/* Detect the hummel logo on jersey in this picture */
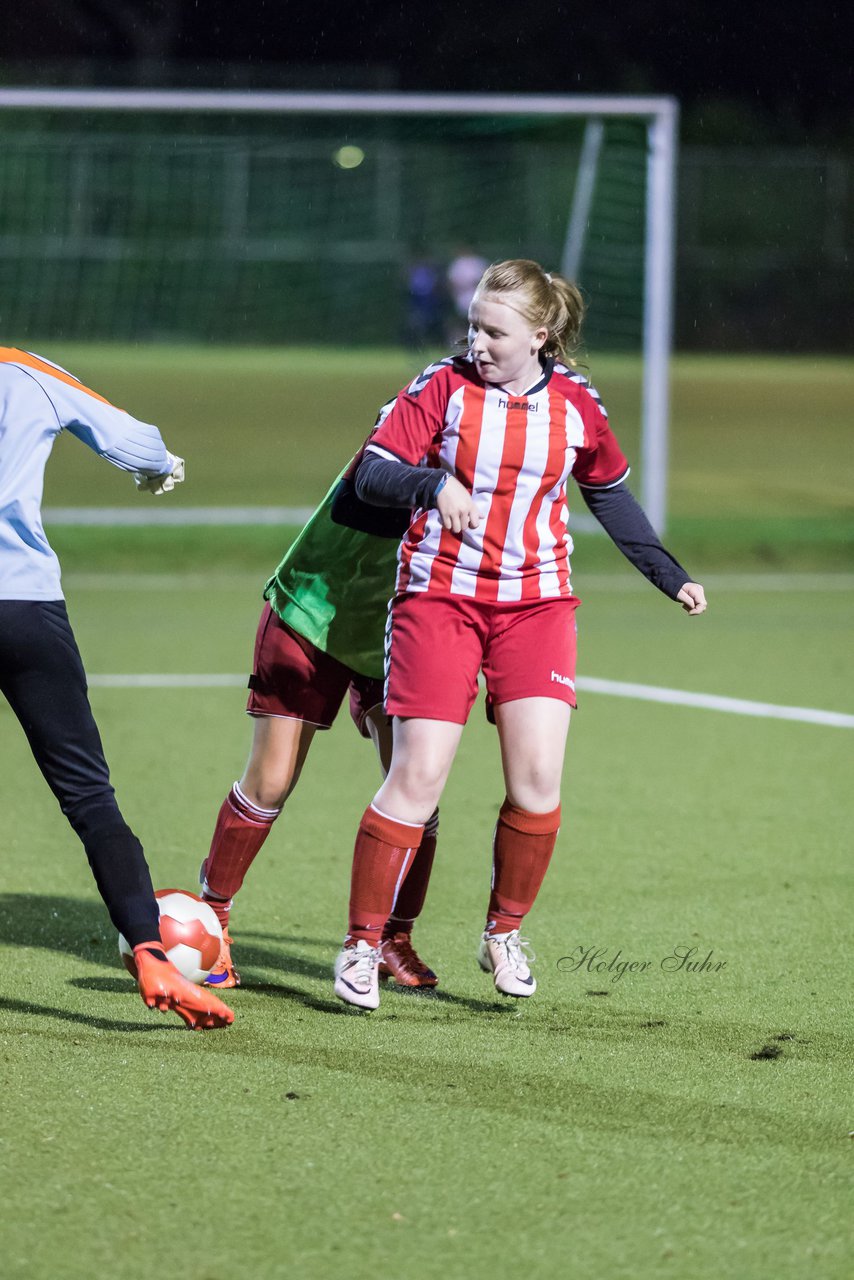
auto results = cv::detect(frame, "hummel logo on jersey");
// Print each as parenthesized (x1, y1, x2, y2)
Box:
(550, 670, 575, 689)
(498, 397, 538, 412)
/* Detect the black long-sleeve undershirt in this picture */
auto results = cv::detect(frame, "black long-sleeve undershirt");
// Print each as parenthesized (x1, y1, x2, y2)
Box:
(577, 482, 690, 600)
(353, 448, 692, 600)
(355, 447, 448, 511)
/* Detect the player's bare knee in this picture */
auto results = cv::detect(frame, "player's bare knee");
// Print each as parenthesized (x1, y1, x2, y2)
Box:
(398, 761, 448, 807)
(240, 775, 290, 811)
(507, 768, 561, 814)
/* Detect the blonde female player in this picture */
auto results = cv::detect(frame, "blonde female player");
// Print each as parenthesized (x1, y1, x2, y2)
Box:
(332, 259, 707, 1010)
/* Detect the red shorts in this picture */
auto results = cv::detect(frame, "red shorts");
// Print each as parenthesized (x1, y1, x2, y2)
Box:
(385, 593, 579, 725)
(246, 604, 385, 737)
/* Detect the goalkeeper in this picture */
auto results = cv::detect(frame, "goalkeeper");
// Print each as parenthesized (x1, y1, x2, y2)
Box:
(0, 347, 233, 1031)
(198, 432, 440, 993)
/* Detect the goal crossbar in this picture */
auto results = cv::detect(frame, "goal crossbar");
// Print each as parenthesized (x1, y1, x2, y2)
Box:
(0, 89, 678, 531)
(0, 89, 677, 118)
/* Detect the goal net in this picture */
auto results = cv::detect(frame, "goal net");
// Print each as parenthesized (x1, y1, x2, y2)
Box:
(0, 90, 677, 528)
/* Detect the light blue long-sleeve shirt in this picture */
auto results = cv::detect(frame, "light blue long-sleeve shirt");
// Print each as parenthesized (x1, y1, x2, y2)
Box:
(0, 348, 171, 600)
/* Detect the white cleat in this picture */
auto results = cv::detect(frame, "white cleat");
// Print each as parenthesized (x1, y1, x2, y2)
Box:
(477, 930, 537, 998)
(334, 940, 381, 1010)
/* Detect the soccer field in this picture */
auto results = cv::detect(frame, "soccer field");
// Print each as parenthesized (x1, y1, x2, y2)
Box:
(1, 349, 852, 1279)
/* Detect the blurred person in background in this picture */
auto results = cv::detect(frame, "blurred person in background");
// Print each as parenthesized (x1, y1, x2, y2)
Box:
(403, 254, 446, 350)
(0, 347, 233, 1031)
(446, 244, 489, 342)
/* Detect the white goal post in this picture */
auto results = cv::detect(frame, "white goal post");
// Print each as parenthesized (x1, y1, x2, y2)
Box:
(0, 89, 678, 532)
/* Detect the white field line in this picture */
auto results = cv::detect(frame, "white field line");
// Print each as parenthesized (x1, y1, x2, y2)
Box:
(90, 674, 246, 688)
(86, 672, 854, 728)
(577, 572, 854, 593)
(45, 505, 601, 533)
(65, 572, 256, 590)
(45, 506, 317, 526)
(575, 677, 854, 729)
(63, 571, 854, 593)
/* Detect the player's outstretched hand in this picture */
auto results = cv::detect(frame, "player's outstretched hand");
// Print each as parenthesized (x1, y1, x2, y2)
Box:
(134, 453, 185, 496)
(437, 475, 481, 534)
(133, 944, 234, 1030)
(676, 582, 708, 615)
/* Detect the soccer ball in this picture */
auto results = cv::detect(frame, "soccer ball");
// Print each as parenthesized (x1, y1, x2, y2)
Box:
(118, 889, 223, 985)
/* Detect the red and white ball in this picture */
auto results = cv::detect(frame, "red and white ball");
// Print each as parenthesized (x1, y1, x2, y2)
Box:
(118, 889, 223, 985)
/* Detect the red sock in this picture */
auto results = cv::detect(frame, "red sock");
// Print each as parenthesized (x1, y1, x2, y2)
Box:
(383, 808, 438, 938)
(347, 805, 425, 947)
(201, 782, 281, 927)
(485, 799, 561, 936)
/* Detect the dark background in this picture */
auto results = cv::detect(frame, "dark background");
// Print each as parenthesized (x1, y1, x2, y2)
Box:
(2, 1, 853, 350)
(4, 0, 853, 143)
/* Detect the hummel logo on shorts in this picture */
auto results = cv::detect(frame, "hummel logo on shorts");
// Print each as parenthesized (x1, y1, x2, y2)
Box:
(550, 670, 575, 689)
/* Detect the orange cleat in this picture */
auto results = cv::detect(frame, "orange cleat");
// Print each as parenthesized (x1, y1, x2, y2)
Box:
(133, 944, 235, 1030)
(204, 929, 241, 989)
(379, 932, 438, 989)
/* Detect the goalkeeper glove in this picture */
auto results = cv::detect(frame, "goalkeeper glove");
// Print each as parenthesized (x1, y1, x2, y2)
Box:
(134, 453, 185, 495)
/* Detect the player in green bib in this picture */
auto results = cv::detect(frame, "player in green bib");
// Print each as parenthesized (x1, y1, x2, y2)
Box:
(264, 466, 395, 680)
(196, 456, 439, 992)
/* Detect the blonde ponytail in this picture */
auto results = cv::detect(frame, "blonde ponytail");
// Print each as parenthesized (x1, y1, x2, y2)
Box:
(475, 259, 584, 361)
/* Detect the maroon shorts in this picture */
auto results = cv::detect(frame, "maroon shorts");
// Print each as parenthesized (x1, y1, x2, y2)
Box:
(246, 604, 385, 737)
(385, 592, 580, 725)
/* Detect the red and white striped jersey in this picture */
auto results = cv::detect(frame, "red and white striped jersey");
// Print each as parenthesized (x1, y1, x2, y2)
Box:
(366, 355, 629, 601)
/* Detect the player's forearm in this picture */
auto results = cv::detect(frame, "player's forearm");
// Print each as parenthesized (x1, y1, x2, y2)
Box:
(68, 418, 171, 475)
(579, 482, 691, 600)
(355, 447, 447, 510)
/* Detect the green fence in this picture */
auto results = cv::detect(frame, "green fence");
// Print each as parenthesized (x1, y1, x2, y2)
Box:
(0, 109, 649, 350)
(0, 104, 848, 351)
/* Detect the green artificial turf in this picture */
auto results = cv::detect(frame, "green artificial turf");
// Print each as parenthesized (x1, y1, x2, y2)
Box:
(1, 577, 852, 1280)
(37, 346, 854, 574)
(35, 347, 851, 520)
(1, 346, 852, 1277)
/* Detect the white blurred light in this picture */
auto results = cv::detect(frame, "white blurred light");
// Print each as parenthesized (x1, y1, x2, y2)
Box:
(333, 145, 365, 170)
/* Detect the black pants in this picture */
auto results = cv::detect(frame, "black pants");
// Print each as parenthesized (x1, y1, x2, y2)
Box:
(0, 599, 160, 947)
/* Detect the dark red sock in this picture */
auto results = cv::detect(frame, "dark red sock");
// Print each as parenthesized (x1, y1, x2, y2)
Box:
(348, 805, 424, 947)
(201, 782, 281, 923)
(383, 808, 438, 938)
(485, 799, 561, 936)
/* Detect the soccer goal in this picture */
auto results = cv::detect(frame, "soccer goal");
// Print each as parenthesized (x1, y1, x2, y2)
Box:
(0, 89, 677, 530)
